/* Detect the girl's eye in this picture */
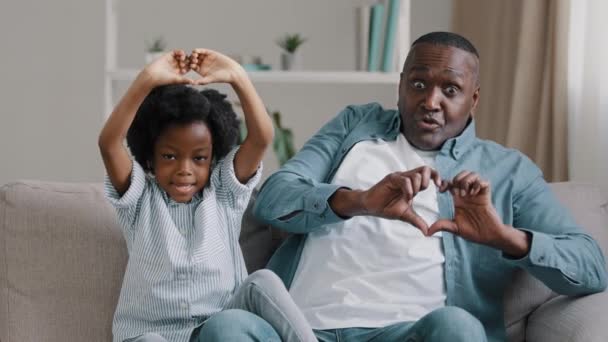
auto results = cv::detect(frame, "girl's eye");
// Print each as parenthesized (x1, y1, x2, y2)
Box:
(162, 154, 176, 160)
(194, 156, 208, 162)
(411, 81, 425, 90)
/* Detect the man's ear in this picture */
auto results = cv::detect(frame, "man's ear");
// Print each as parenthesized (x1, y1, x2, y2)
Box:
(470, 86, 480, 117)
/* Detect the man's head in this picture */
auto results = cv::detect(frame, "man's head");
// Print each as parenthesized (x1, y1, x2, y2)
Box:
(398, 31, 480, 151)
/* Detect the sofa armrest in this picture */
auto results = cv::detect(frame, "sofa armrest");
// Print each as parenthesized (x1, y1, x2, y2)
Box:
(526, 291, 608, 342)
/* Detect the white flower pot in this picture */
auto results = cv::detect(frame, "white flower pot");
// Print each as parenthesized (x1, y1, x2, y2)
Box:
(281, 52, 301, 70)
(145, 51, 165, 64)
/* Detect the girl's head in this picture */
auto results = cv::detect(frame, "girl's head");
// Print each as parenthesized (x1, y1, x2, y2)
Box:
(127, 85, 239, 202)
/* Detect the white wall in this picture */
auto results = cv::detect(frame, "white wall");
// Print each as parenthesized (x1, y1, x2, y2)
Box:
(0, 0, 106, 186)
(0, 0, 452, 186)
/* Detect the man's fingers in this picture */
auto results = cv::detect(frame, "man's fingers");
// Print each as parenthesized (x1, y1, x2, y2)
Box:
(402, 207, 429, 236)
(410, 172, 422, 194)
(428, 219, 458, 236)
(459, 173, 480, 196)
(439, 180, 451, 193)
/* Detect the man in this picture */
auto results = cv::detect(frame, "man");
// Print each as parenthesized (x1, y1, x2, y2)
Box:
(253, 32, 607, 342)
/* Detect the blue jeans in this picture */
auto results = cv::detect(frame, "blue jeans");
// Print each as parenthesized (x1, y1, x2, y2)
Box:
(191, 309, 280, 342)
(314, 307, 487, 342)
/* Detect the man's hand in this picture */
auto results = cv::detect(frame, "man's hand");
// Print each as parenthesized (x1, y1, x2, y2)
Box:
(139, 50, 193, 87)
(428, 171, 531, 257)
(332, 166, 448, 235)
(189, 48, 246, 86)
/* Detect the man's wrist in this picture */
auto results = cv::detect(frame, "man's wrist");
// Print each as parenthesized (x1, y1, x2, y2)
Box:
(329, 188, 366, 218)
(498, 225, 531, 258)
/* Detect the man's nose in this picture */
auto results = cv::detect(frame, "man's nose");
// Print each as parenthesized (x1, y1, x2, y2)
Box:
(422, 88, 442, 111)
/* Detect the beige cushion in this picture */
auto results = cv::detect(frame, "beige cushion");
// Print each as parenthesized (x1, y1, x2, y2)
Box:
(1, 181, 607, 342)
(0, 181, 276, 342)
(504, 182, 608, 342)
(0, 181, 127, 342)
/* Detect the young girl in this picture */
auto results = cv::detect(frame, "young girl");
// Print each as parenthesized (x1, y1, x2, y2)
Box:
(98, 49, 315, 342)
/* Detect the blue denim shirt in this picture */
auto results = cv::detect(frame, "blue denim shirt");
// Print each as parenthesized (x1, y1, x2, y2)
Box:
(253, 103, 607, 341)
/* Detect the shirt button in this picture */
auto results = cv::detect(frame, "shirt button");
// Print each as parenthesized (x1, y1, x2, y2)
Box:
(180, 302, 188, 309)
(177, 273, 187, 280)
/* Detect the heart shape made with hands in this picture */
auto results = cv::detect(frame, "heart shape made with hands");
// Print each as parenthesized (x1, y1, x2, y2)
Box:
(146, 49, 243, 86)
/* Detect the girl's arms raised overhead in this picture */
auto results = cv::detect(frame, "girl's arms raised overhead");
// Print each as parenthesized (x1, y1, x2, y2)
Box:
(98, 50, 192, 195)
(190, 49, 274, 183)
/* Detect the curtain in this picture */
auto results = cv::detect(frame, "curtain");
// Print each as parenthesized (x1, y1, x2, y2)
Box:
(452, 0, 570, 181)
(567, 0, 608, 186)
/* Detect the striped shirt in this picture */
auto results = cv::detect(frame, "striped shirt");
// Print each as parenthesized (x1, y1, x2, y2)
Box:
(104, 147, 261, 342)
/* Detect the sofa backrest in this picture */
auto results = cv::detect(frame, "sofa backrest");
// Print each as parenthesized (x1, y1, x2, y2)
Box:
(504, 182, 608, 341)
(1, 181, 607, 342)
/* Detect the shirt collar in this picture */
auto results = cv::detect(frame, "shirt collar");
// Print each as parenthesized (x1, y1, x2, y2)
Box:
(392, 112, 477, 160)
(440, 118, 477, 160)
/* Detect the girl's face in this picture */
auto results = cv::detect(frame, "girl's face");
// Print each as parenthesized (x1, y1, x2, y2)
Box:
(152, 121, 213, 203)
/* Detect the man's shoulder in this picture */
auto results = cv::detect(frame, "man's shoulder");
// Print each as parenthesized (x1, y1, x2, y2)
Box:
(340, 102, 398, 126)
(472, 138, 542, 180)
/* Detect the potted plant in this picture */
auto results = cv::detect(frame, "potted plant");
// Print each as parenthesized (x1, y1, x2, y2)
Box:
(271, 110, 295, 166)
(233, 102, 296, 167)
(276, 33, 307, 70)
(145, 37, 167, 63)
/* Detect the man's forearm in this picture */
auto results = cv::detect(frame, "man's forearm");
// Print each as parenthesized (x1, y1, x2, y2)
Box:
(329, 188, 367, 218)
(497, 226, 531, 258)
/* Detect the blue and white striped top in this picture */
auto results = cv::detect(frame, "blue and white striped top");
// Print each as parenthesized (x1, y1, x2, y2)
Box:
(104, 147, 261, 342)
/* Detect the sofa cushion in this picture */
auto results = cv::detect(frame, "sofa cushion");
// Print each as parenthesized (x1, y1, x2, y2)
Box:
(0, 181, 278, 342)
(0, 181, 127, 342)
(504, 182, 608, 342)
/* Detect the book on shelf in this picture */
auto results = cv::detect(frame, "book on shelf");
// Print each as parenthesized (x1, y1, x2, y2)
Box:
(355, 5, 371, 71)
(355, 1, 410, 73)
(367, 2, 385, 72)
(381, 0, 400, 72)
(392, 0, 411, 72)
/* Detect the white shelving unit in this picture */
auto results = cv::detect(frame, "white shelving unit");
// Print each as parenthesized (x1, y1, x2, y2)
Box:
(104, 0, 408, 117)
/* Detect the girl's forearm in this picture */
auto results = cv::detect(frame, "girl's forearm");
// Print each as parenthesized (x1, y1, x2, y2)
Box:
(231, 71, 274, 148)
(99, 72, 156, 148)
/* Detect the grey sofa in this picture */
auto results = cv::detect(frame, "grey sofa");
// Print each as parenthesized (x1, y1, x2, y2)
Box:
(1, 180, 607, 341)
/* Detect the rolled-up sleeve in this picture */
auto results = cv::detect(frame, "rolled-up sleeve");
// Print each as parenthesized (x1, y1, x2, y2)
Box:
(253, 106, 366, 233)
(103, 160, 147, 231)
(213, 146, 262, 212)
(505, 171, 607, 295)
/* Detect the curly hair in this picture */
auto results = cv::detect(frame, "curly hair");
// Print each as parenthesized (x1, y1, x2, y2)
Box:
(127, 85, 239, 173)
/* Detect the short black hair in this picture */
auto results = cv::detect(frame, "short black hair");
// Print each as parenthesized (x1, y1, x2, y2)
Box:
(411, 31, 479, 58)
(127, 85, 239, 173)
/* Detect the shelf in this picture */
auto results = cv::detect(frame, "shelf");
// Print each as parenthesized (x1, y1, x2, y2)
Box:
(107, 69, 400, 85)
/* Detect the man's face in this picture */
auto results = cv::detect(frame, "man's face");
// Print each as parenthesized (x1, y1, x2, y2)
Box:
(398, 43, 480, 150)
(152, 121, 213, 203)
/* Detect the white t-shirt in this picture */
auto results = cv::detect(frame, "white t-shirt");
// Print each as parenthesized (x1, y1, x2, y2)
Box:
(289, 134, 445, 329)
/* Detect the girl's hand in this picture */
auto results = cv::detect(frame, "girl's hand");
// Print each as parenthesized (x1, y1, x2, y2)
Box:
(189, 48, 246, 85)
(140, 50, 193, 87)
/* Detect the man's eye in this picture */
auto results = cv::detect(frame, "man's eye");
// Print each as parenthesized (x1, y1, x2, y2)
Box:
(411, 81, 425, 89)
(444, 86, 459, 96)
(162, 154, 176, 160)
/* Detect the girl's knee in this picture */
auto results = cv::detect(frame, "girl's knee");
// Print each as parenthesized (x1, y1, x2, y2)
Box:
(246, 269, 285, 290)
(200, 309, 280, 342)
